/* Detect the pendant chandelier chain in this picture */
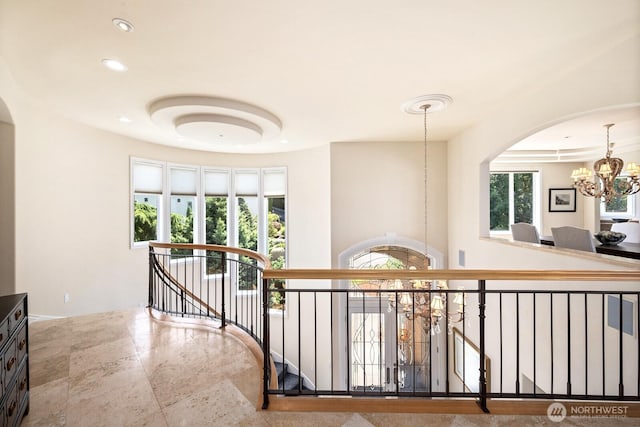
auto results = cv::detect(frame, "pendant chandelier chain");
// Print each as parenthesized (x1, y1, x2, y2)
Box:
(423, 104, 429, 267)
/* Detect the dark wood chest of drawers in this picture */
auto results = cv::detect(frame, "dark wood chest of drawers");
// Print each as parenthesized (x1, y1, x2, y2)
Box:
(0, 294, 28, 427)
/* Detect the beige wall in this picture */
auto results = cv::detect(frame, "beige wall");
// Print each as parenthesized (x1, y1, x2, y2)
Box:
(0, 119, 14, 295)
(330, 140, 448, 266)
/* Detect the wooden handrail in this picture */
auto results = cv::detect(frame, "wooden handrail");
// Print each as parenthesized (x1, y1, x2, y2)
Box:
(149, 241, 271, 269)
(262, 268, 640, 281)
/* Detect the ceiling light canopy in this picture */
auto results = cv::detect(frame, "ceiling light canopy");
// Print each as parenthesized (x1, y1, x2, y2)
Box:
(149, 95, 282, 147)
(402, 94, 453, 115)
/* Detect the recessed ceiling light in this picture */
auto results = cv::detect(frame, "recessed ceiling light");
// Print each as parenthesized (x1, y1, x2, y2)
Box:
(101, 58, 127, 72)
(119, 116, 132, 123)
(280, 139, 289, 144)
(112, 18, 134, 32)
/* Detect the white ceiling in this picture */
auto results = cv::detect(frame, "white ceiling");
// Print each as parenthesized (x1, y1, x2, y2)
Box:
(0, 0, 638, 156)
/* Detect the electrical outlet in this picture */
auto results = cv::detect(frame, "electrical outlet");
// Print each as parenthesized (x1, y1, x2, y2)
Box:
(64, 293, 70, 304)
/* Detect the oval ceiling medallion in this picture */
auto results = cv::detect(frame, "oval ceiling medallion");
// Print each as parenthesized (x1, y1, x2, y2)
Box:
(402, 94, 453, 115)
(149, 95, 282, 146)
(175, 114, 263, 144)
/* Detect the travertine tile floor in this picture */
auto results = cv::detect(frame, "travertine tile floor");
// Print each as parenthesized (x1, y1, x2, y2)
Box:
(22, 308, 638, 426)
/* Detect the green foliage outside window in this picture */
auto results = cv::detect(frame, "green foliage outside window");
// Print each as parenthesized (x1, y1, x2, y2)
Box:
(490, 172, 534, 230)
(513, 173, 533, 223)
(267, 198, 286, 309)
(171, 202, 193, 257)
(205, 197, 228, 274)
(133, 199, 157, 242)
(604, 178, 628, 213)
(238, 198, 258, 291)
(490, 174, 509, 230)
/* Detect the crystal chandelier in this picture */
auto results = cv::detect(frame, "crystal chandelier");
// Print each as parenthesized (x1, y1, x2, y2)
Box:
(387, 274, 465, 335)
(570, 123, 640, 203)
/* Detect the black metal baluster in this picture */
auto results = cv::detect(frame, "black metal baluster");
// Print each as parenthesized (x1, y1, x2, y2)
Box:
(477, 280, 489, 413)
(438, 288, 444, 394)
(533, 293, 537, 397)
(602, 294, 605, 397)
(515, 293, 520, 395)
(330, 290, 334, 393)
(249, 267, 254, 335)
(378, 288, 383, 395)
(618, 293, 624, 397)
(148, 247, 154, 307)
(221, 253, 226, 327)
(314, 292, 318, 393)
(298, 292, 302, 392)
(346, 292, 351, 392)
(281, 287, 286, 394)
(445, 290, 450, 394)
(361, 291, 366, 394)
(550, 293, 554, 395)
(261, 276, 270, 409)
(499, 293, 503, 394)
(567, 292, 571, 395)
(584, 293, 588, 395)
(394, 289, 399, 396)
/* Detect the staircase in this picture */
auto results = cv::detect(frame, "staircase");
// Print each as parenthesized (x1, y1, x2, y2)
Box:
(273, 360, 306, 393)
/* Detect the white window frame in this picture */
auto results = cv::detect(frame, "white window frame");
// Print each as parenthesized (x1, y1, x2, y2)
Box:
(130, 158, 165, 248)
(130, 159, 287, 282)
(599, 179, 637, 219)
(489, 170, 541, 235)
(166, 164, 199, 258)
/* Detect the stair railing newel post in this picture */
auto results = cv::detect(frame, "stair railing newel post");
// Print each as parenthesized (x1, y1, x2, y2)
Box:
(221, 252, 227, 328)
(148, 246, 154, 308)
(262, 275, 271, 409)
(477, 279, 489, 413)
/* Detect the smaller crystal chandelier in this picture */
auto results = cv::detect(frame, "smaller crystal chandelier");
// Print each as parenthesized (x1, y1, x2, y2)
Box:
(570, 123, 640, 203)
(387, 269, 465, 335)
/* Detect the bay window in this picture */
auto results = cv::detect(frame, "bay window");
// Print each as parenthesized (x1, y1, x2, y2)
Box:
(130, 158, 287, 292)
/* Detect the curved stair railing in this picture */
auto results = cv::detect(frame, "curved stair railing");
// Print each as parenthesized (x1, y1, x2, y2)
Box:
(148, 243, 640, 415)
(148, 242, 270, 341)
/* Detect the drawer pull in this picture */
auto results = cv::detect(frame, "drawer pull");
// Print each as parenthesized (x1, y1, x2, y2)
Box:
(14, 309, 22, 320)
(19, 378, 26, 391)
(18, 338, 26, 351)
(6, 400, 16, 416)
(6, 356, 15, 371)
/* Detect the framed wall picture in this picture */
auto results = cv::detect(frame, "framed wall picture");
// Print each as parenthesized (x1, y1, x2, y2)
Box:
(453, 328, 490, 393)
(549, 188, 576, 212)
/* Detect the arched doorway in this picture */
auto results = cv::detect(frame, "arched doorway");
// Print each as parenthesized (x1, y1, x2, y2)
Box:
(336, 235, 446, 393)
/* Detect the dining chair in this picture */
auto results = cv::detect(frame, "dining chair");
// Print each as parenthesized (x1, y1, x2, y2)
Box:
(510, 223, 540, 244)
(551, 226, 596, 252)
(611, 222, 640, 243)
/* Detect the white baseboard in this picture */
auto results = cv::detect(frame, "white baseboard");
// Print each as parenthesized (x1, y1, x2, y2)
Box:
(28, 314, 64, 324)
